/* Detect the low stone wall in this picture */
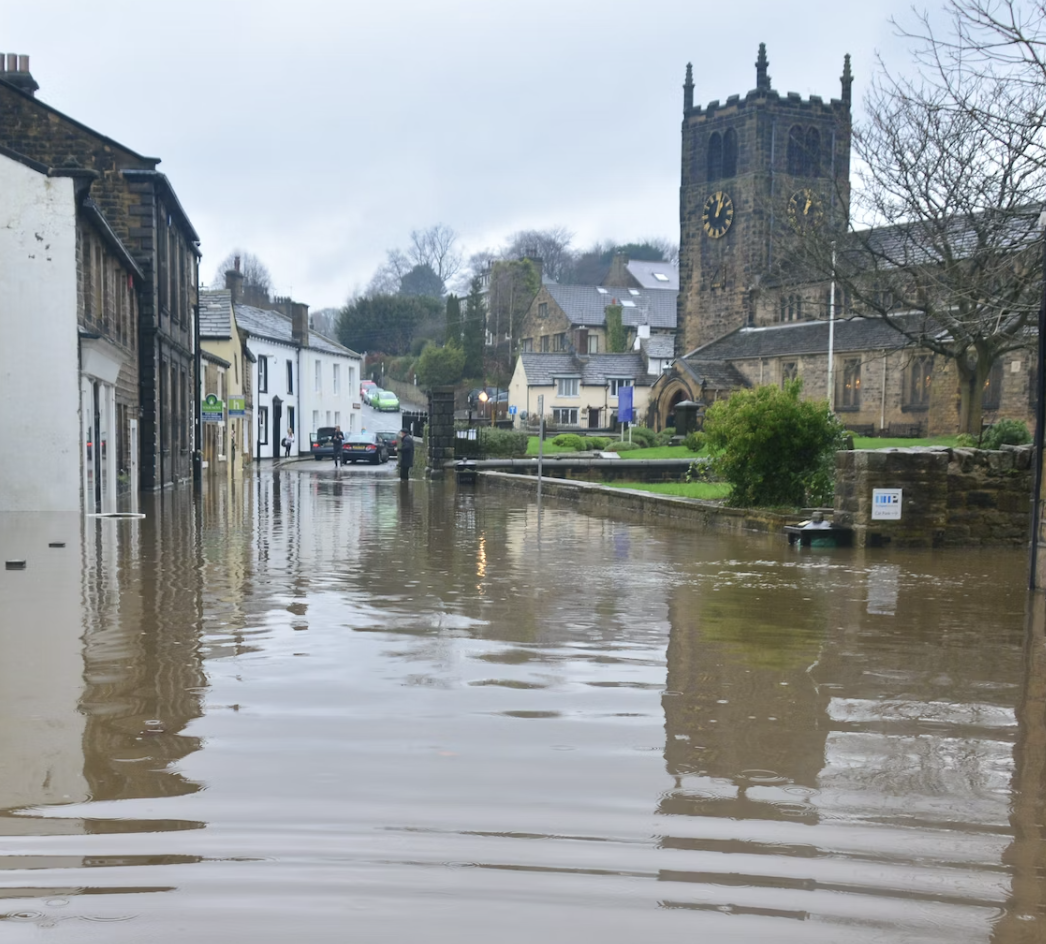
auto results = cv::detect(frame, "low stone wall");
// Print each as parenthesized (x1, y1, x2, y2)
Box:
(834, 446, 1033, 548)
(479, 472, 806, 538)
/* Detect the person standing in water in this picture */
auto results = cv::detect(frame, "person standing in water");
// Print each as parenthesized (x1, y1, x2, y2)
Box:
(398, 427, 414, 481)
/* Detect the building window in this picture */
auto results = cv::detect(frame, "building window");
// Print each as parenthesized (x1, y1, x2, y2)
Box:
(781, 361, 798, 387)
(287, 360, 294, 394)
(707, 131, 723, 181)
(904, 355, 933, 409)
(333, 363, 341, 395)
(520, 338, 533, 353)
(982, 359, 1003, 411)
(315, 360, 322, 393)
(805, 127, 821, 177)
(553, 332, 567, 352)
(779, 294, 802, 322)
(312, 410, 319, 434)
(787, 125, 805, 175)
(258, 406, 269, 444)
(552, 408, 579, 426)
(540, 335, 550, 353)
(538, 302, 548, 319)
(608, 378, 633, 397)
(556, 377, 579, 397)
(258, 357, 268, 393)
(287, 406, 295, 436)
(840, 358, 862, 408)
(335, 411, 341, 426)
(722, 127, 738, 178)
(587, 334, 599, 354)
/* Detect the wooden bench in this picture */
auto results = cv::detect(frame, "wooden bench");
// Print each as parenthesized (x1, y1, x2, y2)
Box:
(885, 422, 925, 438)
(844, 424, 876, 438)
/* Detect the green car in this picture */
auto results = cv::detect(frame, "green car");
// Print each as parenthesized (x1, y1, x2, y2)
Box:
(374, 390, 400, 412)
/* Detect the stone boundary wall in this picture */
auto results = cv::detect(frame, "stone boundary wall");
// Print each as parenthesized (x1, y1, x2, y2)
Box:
(426, 387, 456, 478)
(834, 446, 1033, 548)
(479, 472, 805, 538)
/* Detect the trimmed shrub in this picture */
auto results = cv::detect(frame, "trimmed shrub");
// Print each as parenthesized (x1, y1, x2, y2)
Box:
(981, 419, 1031, 450)
(683, 431, 704, 452)
(703, 379, 846, 508)
(478, 427, 528, 458)
(608, 440, 640, 452)
(551, 433, 585, 451)
(586, 436, 610, 451)
(627, 426, 658, 448)
(956, 433, 978, 447)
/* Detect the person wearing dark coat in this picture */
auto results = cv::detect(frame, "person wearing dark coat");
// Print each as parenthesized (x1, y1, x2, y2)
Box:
(398, 428, 414, 481)
(332, 426, 345, 467)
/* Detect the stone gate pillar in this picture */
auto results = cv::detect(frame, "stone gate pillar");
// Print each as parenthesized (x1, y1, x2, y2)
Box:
(426, 386, 455, 479)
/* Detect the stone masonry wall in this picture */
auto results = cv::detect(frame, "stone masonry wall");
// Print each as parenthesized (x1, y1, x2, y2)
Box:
(834, 446, 1033, 548)
(426, 387, 456, 478)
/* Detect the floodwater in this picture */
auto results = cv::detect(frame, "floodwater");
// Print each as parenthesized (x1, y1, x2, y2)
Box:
(1, 467, 1044, 943)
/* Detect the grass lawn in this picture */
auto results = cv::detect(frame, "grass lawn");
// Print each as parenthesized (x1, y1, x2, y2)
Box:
(603, 481, 732, 500)
(525, 437, 702, 459)
(852, 435, 961, 449)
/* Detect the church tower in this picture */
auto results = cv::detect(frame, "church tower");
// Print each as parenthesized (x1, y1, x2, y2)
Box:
(677, 45, 852, 353)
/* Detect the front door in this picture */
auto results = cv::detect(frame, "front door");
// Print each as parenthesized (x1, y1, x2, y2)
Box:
(588, 408, 601, 429)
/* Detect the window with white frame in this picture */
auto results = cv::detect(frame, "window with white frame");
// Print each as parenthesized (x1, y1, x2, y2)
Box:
(552, 408, 579, 426)
(348, 366, 355, 394)
(258, 406, 269, 443)
(333, 363, 341, 395)
(608, 378, 632, 397)
(258, 357, 268, 393)
(335, 411, 341, 426)
(312, 410, 319, 434)
(556, 377, 579, 397)
(315, 359, 322, 393)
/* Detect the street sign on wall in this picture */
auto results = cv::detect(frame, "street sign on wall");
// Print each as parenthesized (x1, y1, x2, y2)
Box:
(871, 488, 902, 520)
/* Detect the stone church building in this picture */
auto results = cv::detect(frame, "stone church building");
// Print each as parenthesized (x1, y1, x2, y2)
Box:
(647, 45, 1037, 436)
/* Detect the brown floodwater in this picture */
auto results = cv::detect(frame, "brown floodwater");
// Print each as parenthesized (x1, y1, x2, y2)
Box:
(1, 468, 1044, 943)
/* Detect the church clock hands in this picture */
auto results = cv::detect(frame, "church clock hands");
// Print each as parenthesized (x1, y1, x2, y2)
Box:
(787, 188, 823, 232)
(702, 190, 734, 239)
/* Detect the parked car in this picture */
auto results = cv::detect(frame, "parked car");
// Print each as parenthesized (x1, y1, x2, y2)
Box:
(343, 430, 389, 464)
(375, 430, 399, 458)
(375, 390, 400, 412)
(360, 379, 378, 401)
(365, 386, 384, 406)
(310, 426, 338, 460)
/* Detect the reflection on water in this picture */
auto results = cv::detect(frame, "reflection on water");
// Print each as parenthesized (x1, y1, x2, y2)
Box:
(0, 470, 1043, 942)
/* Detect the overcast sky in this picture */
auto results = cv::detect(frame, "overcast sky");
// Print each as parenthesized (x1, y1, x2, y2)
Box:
(7, 0, 914, 309)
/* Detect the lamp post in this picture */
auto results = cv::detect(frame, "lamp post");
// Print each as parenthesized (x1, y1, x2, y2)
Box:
(478, 390, 490, 427)
(1029, 206, 1046, 588)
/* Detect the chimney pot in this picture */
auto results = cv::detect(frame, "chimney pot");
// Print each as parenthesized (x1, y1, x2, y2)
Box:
(6, 54, 16, 71)
(234, 255, 241, 273)
(18, 55, 28, 72)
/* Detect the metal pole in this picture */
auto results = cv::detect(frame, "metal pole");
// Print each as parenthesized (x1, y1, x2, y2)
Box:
(828, 241, 837, 413)
(536, 394, 544, 509)
(1028, 208, 1046, 589)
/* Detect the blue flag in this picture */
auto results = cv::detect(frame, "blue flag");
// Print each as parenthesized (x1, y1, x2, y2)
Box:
(618, 385, 634, 423)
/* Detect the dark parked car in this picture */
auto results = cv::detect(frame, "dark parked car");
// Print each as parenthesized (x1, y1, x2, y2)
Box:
(310, 426, 338, 460)
(375, 430, 399, 458)
(343, 430, 389, 464)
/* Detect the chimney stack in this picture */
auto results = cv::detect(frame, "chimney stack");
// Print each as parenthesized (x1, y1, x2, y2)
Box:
(291, 302, 310, 348)
(0, 53, 39, 96)
(224, 255, 244, 304)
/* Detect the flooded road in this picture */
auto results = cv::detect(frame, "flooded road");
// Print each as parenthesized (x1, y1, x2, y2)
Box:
(1, 470, 1043, 943)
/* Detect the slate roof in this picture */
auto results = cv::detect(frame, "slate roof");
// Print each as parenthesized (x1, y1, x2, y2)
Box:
(640, 334, 675, 359)
(545, 283, 678, 330)
(680, 359, 752, 390)
(625, 260, 679, 291)
(686, 314, 930, 361)
(519, 353, 652, 387)
(199, 290, 233, 339)
(234, 303, 360, 357)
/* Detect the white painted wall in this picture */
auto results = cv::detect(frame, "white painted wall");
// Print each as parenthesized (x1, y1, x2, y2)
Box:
(0, 156, 80, 512)
(299, 348, 362, 446)
(250, 338, 299, 459)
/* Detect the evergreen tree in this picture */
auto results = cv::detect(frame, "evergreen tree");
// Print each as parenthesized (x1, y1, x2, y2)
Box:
(445, 293, 462, 346)
(463, 277, 485, 378)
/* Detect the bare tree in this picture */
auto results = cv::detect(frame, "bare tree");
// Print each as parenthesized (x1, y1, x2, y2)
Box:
(211, 250, 273, 304)
(785, 51, 1046, 434)
(502, 226, 576, 281)
(408, 223, 462, 286)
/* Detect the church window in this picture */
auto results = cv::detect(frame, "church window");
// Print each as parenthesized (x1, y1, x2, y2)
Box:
(520, 338, 533, 353)
(905, 355, 933, 409)
(540, 335, 550, 353)
(722, 128, 738, 178)
(781, 361, 798, 387)
(982, 359, 1003, 411)
(707, 132, 723, 181)
(840, 358, 862, 408)
(804, 127, 821, 177)
(787, 125, 805, 175)
(538, 302, 548, 319)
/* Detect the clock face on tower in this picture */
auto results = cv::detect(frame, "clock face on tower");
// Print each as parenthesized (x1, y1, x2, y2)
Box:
(787, 188, 823, 232)
(702, 191, 734, 239)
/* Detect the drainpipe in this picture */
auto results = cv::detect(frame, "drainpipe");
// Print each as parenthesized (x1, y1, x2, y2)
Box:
(828, 242, 836, 413)
(193, 292, 202, 493)
(1029, 207, 1046, 588)
(880, 351, 887, 432)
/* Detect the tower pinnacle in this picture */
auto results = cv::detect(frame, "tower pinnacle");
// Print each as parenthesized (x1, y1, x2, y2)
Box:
(683, 62, 694, 112)
(756, 43, 771, 93)
(841, 53, 853, 107)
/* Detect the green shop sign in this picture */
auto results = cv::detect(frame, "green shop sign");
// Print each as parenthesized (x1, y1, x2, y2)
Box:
(227, 396, 246, 417)
(202, 393, 224, 423)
